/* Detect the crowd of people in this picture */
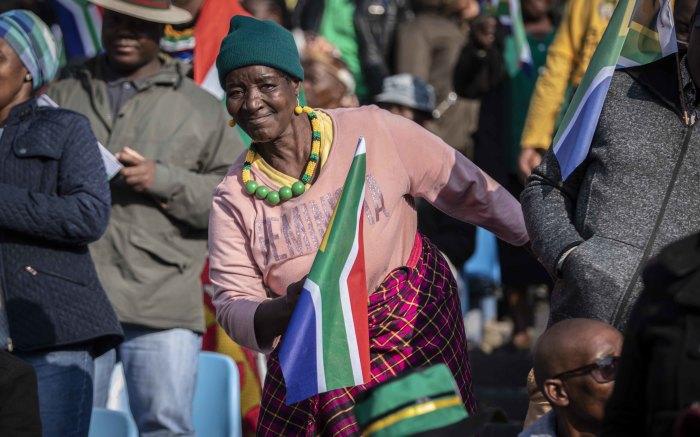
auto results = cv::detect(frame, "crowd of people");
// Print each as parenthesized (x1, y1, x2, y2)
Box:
(2, 0, 700, 436)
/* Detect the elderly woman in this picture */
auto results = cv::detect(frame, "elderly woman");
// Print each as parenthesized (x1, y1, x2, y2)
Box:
(0, 10, 122, 436)
(210, 16, 528, 435)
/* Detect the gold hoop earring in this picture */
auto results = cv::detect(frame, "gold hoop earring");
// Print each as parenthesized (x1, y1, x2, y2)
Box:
(294, 97, 303, 115)
(228, 118, 236, 127)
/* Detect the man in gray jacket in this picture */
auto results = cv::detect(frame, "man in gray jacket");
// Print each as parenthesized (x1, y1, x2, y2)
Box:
(522, 0, 700, 332)
(47, 0, 244, 434)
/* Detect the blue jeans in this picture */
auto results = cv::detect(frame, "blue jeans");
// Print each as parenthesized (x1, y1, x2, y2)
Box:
(94, 326, 201, 437)
(17, 349, 94, 437)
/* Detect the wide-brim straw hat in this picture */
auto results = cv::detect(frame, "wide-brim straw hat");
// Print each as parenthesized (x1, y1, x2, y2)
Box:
(88, 0, 192, 24)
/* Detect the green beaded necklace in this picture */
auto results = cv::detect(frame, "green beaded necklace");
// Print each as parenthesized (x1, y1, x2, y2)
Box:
(241, 106, 321, 205)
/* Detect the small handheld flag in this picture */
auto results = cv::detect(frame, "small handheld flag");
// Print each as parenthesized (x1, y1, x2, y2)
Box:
(487, 0, 533, 73)
(553, 0, 676, 180)
(50, 0, 103, 60)
(279, 137, 371, 405)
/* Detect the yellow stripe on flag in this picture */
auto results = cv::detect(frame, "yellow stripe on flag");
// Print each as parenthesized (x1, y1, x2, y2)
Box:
(629, 20, 660, 41)
(319, 206, 338, 252)
(619, 0, 636, 37)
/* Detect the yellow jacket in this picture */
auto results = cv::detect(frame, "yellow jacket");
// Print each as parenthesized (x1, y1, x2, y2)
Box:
(520, 0, 617, 150)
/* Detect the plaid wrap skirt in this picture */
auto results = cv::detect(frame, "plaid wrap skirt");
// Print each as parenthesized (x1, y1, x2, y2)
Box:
(257, 234, 476, 436)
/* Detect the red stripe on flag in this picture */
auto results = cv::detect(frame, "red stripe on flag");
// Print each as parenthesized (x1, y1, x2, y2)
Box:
(347, 212, 371, 382)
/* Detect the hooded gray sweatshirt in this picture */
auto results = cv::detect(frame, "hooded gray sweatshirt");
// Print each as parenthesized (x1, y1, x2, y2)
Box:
(522, 55, 700, 331)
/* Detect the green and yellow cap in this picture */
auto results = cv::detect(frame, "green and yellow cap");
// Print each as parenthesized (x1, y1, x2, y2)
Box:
(354, 364, 469, 437)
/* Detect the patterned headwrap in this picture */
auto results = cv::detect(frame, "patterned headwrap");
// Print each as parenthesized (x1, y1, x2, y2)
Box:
(0, 10, 60, 91)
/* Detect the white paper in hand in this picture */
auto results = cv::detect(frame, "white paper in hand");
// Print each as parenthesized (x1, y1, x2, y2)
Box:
(37, 94, 123, 180)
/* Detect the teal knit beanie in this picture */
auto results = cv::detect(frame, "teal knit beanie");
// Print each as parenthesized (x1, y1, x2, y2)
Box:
(216, 15, 304, 88)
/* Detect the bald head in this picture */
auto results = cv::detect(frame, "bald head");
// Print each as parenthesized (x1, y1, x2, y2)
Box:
(533, 319, 623, 433)
(533, 319, 621, 389)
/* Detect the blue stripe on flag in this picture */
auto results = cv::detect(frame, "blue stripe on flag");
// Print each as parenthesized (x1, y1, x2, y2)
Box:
(52, 0, 100, 59)
(53, 2, 87, 58)
(279, 286, 320, 404)
(554, 70, 614, 180)
(54, 3, 79, 58)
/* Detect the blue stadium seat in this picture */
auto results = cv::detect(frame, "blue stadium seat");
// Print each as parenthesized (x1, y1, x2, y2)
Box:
(88, 407, 138, 437)
(463, 227, 501, 287)
(193, 351, 242, 437)
(462, 228, 502, 344)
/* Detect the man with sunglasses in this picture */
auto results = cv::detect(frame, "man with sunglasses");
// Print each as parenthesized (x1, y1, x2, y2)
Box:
(520, 318, 622, 437)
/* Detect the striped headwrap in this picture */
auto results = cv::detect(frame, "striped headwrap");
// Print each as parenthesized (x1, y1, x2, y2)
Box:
(0, 10, 60, 90)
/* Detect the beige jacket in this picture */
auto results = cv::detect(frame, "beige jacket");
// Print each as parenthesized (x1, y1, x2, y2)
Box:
(48, 55, 245, 332)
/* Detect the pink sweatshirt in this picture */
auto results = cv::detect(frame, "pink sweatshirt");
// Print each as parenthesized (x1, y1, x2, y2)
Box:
(209, 106, 528, 352)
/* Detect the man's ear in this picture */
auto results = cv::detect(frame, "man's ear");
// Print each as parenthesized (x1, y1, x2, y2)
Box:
(543, 378, 569, 408)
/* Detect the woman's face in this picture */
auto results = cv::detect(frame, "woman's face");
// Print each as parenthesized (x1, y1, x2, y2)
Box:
(522, 0, 550, 21)
(0, 38, 30, 112)
(225, 65, 300, 143)
(302, 59, 346, 109)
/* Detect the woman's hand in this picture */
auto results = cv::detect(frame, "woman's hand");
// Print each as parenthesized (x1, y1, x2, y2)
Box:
(284, 277, 305, 313)
(253, 277, 306, 350)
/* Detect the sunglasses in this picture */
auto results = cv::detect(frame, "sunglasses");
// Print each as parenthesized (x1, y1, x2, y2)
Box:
(553, 356, 619, 384)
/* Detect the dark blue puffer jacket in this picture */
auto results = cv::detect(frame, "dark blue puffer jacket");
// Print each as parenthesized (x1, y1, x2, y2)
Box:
(0, 97, 122, 355)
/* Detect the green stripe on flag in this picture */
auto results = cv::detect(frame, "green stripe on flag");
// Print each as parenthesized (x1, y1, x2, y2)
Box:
(496, 0, 509, 16)
(309, 149, 367, 389)
(553, 0, 634, 146)
(78, 0, 101, 50)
